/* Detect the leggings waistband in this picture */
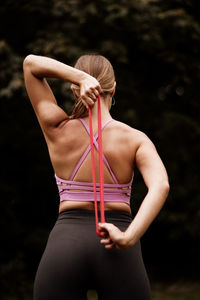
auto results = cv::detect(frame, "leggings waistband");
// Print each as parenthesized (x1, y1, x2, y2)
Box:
(57, 209, 133, 225)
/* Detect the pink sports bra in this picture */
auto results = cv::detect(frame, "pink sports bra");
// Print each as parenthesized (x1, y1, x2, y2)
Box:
(55, 118, 133, 205)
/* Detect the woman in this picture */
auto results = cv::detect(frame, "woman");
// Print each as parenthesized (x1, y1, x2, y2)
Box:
(23, 54, 169, 300)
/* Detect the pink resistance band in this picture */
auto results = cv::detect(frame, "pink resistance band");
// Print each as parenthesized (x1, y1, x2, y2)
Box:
(88, 94, 105, 236)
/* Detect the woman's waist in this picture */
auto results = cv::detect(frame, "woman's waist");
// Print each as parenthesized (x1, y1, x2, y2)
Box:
(57, 207, 133, 226)
(59, 200, 131, 214)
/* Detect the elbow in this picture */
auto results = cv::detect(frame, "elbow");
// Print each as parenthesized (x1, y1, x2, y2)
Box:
(162, 180, 170, 197)
(158, 180, 170, 199)
(149, 179, 170, 197)
(23, 54, 35, 70)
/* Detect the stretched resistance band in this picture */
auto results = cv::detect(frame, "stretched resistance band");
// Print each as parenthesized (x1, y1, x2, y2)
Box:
(88, 94, 105, 236)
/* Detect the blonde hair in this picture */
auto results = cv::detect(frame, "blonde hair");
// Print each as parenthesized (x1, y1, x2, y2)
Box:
(70, 54, 116, 119)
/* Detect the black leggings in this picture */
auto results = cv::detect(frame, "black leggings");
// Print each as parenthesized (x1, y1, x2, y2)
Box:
(34, 210, 151, 300)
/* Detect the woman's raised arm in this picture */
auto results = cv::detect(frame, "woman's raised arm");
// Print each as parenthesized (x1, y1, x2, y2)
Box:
(23, 55, 101, 133)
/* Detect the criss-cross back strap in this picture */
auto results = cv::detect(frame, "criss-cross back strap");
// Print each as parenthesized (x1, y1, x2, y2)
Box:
(69, 118, 118, 184)
(69, 144, 91, 181)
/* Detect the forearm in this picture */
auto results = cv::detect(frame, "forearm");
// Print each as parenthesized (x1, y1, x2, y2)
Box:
(125, 181, 169, 246)
(23, 54, 88, 85)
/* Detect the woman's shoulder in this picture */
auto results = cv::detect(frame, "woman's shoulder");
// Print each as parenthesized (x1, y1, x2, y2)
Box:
(56, 118, 83, 133)
(105, 119, 152, 154)
(111, 120, 149, 141)
(49, 118, 85, 144)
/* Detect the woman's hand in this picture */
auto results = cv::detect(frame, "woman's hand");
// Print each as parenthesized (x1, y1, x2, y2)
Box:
(79, 74, 102, 109)
(99, 223, 134, 250)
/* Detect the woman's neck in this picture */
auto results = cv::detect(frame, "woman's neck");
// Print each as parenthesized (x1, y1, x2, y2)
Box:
(90, 95, 112, 122)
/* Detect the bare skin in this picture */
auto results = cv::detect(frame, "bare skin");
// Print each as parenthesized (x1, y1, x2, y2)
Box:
(23, 55, 170, 250)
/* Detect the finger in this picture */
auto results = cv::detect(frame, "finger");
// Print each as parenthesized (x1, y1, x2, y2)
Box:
(86, 95, 95, 106)
(90, 83, 101, 94)
(99, 223, 109, 229)
(99, 226, 107, 232)
(96, 85, 102, 94)
(100, 238, 112, 245)
(99, 224, 109, 232)
(88, 92, 97, 101)
(87, 98, 95, 106)
(99, 230, 108, 238)
(91, 88, 99, 97)
(82, 95, 94, 107)
(105, 243, 115, 249)
(99, 223, 113, 232)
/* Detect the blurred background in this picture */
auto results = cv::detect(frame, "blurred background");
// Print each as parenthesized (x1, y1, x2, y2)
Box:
(0, 0, 199, 299)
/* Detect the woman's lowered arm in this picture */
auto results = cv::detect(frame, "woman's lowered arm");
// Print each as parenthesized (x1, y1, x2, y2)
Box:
(124, 137, 170, 246)
(99, 135, 170, 249)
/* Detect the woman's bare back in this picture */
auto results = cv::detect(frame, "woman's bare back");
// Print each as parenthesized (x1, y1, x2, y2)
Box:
(45, 118, 144, 213)
(48, 118, 141, 184)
